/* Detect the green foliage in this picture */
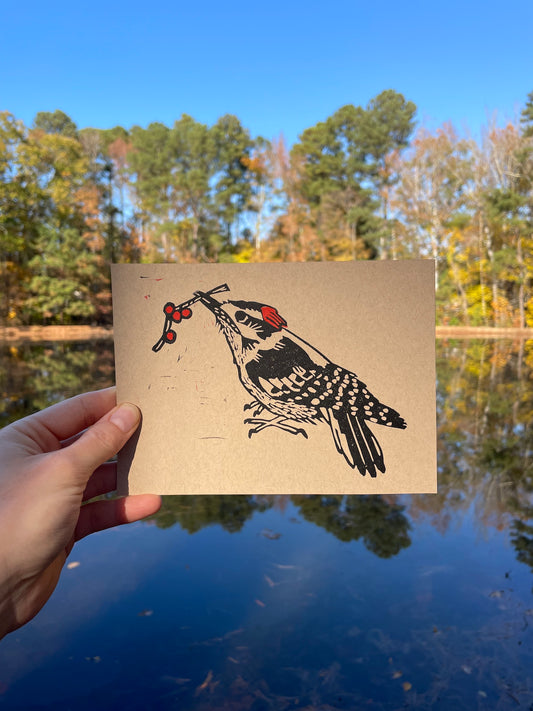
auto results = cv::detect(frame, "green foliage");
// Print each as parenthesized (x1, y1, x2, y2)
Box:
(26, 227, 100, 323)
(521, 91, 533, 137)
(33, 110, 78, 139)
(212, 114, 254, 245)
(290, 90, 416, 259)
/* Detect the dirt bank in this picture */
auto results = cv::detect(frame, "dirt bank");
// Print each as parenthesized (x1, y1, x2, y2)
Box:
(436, 326, 533, 339)
(1, 325, 113, 343)
(2, 324, 533, 343)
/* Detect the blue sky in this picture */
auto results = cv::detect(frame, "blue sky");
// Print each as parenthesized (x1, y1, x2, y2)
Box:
(1, 0, 532, 146)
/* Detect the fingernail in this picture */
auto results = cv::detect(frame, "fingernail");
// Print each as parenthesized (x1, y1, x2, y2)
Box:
(110, 403, 140, 433)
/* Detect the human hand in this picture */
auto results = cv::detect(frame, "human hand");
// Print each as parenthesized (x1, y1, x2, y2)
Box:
(0, 388, 161, 639)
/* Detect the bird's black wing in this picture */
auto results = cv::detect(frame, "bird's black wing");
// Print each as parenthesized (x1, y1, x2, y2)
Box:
(244, 335, 329, 405)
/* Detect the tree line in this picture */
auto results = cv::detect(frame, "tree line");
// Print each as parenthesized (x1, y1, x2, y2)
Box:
(1, 88, 533, 326)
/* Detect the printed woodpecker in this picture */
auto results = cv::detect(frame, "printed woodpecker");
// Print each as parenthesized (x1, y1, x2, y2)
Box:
(193, 289, 406, 477)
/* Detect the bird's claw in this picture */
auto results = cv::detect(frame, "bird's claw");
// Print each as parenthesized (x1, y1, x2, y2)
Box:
(244, 417, 260, 426)
(244, 417, 308, 439)
(244, 401, 264, 417)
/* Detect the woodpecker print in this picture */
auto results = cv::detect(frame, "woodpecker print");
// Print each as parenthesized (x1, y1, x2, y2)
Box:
(153, 285, 407, 477)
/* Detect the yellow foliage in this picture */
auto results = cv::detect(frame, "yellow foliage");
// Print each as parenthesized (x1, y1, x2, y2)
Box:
(466, 284, 492, 326)
(492, 295, 515, 327)
(233, 241, 255, 263)
(526, 298, 533, 328)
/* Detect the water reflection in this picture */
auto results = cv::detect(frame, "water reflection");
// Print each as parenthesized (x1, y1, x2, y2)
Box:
(0, 340, 114, 425)
(2, 337, 533, 571)
(154, 495, 270, 533)
(152, 494, 411, 558)
(292, 495, 411, 557)
(1, 337, 533, 709)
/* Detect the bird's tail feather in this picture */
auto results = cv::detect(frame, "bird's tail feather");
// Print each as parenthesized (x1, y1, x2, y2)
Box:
(324, 408, 385, 477)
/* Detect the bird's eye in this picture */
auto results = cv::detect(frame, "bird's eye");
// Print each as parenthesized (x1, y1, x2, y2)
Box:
(235, 310, 248, 323)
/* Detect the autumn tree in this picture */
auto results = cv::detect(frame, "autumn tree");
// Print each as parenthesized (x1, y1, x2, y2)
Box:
(477, 121, 531, 327)
(33, 110, 78, 139)
(169, 114, 217, 259)
(22, 125, 104, 324)
(263, 135, 323, 261)
(127, 122, 176, 260)
(0, 113, 43, 324)
(211, 114, 254, 251)
(392, 125, 472, 299)
(289, 91, 416, 261)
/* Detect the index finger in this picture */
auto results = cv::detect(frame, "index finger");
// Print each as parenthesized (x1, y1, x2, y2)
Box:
(32, 388, 117, 442)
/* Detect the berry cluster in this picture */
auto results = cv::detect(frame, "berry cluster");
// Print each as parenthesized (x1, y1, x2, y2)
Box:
(162, 302, 193, 343)
(152, 283, 230, 353)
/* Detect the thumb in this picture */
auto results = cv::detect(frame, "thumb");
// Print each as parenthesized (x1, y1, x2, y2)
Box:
(64, 403, 141, 480)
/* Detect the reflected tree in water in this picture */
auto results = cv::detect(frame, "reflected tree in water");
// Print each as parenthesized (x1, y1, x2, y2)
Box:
(150, 492, 412, 558)
(511, 507, 533, 571)
(291, 494, 411, 557)
(152, 495, 270, 533)
(0, 340, 114, 426)
(412, 338, 533, 574)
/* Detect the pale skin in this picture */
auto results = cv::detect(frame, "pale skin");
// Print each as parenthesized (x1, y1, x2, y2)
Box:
(0, 388, 161, 640)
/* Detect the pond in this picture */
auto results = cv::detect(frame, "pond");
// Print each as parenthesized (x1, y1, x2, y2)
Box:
(0, 338, 533, 709)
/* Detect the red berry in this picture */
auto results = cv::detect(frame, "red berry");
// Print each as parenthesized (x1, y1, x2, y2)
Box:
(181, 308, 192, 319)
(165, 330, 176, 342)
(172, 310, 182, 322)
(164, 302, 175, 315)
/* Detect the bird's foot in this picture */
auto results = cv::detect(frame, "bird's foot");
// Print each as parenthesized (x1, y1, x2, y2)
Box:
(244, 415, 308, 439)
(244, 400, 264, 417)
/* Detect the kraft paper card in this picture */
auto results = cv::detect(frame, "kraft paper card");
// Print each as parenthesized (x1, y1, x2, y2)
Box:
(111, 261, 436, 495)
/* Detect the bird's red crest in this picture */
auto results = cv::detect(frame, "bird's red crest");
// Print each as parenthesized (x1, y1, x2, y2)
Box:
(261, 305, 287, 330)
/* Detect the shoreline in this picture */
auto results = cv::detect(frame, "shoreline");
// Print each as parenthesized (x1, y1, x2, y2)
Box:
(1, 325, 114, 343)
(2, 324, 533, 342)
(436, 326, 533, 339)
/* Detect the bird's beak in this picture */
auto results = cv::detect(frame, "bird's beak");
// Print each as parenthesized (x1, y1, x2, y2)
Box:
(194, 291, 240, 335)
(194, 290, 221, 312)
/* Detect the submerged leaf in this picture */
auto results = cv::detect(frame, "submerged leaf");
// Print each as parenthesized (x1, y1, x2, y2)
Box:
(261, 529, 282, 540)
(274, 564, 297, 569)
(195, 670, 213, 696)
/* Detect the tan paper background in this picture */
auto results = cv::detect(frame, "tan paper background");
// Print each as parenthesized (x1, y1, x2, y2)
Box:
(112, 261, 436, 495)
